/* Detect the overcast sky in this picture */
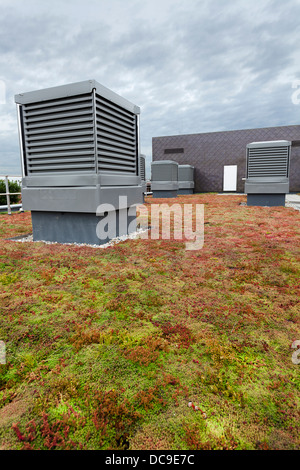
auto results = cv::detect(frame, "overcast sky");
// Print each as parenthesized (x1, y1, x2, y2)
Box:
(1, 0, 300, 177)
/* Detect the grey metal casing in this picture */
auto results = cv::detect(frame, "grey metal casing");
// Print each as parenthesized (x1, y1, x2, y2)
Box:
(178, 164, 194, 190)
(31, 208, 137, 245)
(245, 140, 290, 195)
(15, 80, 143, 213)
(151, 160, 179, 192)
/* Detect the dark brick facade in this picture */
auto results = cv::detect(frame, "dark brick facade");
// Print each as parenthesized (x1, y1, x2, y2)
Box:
(152, 125, 300, 193)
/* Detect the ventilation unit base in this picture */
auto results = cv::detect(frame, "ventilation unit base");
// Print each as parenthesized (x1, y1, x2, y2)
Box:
(31, 209, 137, 245)
(246, 194, 286, 207)
(152, 190, 178, 199)
(178, 189, 194, 195)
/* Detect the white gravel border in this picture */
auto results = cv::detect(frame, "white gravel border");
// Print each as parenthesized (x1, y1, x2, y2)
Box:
(12, 227, 150, 249)
(286, 202, 300, 211)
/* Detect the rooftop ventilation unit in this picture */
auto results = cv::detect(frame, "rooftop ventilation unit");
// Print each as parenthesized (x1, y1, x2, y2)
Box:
(140, 154, 146, 200)
(178, 165, 194, 194)
(140, 154, 146, 181)
(245, 140, 290, 206)
(15, 80, 143, 244)
(151, 160, 178, 198)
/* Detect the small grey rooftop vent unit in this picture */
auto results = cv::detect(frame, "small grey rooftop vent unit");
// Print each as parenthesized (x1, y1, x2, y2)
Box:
(245, 140, 291, 206)
(151, 160, 178, 198)
(140, 154, 146, 182)
(178, 165, 194, 195)
(140, 154, 146, 201)
(15, 80, 143, 244)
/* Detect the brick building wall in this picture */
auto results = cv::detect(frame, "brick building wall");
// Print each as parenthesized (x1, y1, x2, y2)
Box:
(152, 125, 300, 193)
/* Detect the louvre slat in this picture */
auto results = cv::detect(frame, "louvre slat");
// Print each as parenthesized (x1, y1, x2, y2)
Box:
(24, 109, 93, 123)
(24, 117, 93, 130)
(28, 162, 95, 170)
(248, 155, 287, 158)
(26, 151, 95, 159)
(249, 169, 288, 173)
(27, 144, 94, 154)
(28, 157, 94, 165)
(249, 168, 287, 171)
(26, 130, 94, 141)
(249, 147, 288, 151)
(26, 124, 94, 136)
(249, 153, 288, 156)
(248, 159, 288, 163)
(24, 94, 93, 110)
(249, 169, 287, 173)
(249, 164, 287, 167)
(27, 168, 94, 174)
(248, 165, 287, 168)
(24, 102, 93, 118)
(26, 137, 94, 147)
(249, 155, 288, 159)
(249, 149, 288, 153)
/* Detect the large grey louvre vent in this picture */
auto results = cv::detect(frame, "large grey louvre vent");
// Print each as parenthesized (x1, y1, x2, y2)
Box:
(18, 81, 139, 177)
(245, 140, 291, 206)
(22, 93, 95, 175)
(247, 144, 290, 178)
(15, 80, 142, 245)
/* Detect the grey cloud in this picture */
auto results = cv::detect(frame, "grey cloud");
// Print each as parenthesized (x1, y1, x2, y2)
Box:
(1, 0, 300, 176)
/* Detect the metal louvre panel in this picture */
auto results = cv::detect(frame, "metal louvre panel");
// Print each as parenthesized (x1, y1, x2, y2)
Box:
(24, 95, 94, 110)
(23, 93, 95, 174)
(96, 93, 137, 174)
(247, 146, 289, 178)
(140, 155, 146, 181)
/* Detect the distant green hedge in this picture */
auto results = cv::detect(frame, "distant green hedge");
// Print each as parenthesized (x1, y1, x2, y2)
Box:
(0, 179, 21, 205)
